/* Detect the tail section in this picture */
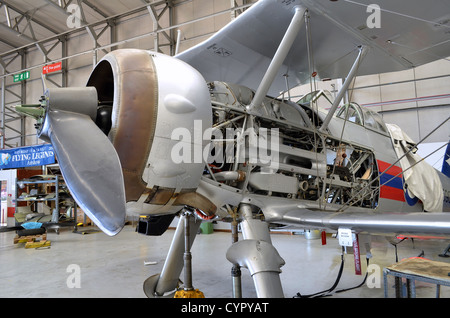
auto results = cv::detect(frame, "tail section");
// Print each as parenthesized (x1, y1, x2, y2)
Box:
(443, 141, 450, 178)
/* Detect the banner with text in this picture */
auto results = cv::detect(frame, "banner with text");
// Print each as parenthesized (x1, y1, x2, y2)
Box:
(0, 144, 55, 169)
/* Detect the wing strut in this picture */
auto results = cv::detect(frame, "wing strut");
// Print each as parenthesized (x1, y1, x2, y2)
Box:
(247, 5, 307, 112)
(319, 45, 368, 133)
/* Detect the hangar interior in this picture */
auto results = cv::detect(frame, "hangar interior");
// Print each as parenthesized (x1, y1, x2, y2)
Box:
(0, 0, 449, 299)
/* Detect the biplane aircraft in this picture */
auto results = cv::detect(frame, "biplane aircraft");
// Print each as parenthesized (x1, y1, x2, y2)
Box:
(15, 0, 450, 297)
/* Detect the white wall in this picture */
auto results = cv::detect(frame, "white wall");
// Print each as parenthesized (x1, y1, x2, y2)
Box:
(291, 58, 450, 144)
(350, 58, 450, 143)
(0, 169, 16, 226)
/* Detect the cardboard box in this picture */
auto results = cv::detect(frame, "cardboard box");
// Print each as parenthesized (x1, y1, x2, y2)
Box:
(76, 208, 92, 226)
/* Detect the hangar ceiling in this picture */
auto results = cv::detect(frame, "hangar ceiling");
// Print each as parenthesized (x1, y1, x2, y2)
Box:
(0, 1, 256, 55)
(0, 0, 155, 52)
(0, 0, 255, 148)
(0, 0, 448, 150)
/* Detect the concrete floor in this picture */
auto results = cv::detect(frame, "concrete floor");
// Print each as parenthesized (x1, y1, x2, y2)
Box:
(1, 221, 450, 299)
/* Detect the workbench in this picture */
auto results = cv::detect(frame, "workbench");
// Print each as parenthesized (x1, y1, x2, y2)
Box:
(383, 257, 450, 298)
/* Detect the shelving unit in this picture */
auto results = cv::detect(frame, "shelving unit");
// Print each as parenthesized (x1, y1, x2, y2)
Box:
(16, 175, 59, 216)
(15, 174, 77, 233)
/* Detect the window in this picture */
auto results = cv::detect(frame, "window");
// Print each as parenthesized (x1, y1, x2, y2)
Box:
(337, 103, 363, 125)
(337, 103, 388, 134)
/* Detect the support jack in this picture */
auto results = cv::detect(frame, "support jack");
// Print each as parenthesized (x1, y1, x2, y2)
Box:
(231, 212, 242, 298)
(439, 243, 450, 258)
(174, 210, 205, 298)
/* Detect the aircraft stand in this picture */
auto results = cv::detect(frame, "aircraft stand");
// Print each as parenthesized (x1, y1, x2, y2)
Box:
(227, 204, 286, 297)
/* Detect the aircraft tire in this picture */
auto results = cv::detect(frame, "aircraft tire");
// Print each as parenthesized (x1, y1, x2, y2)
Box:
(17, 228, 46, 237)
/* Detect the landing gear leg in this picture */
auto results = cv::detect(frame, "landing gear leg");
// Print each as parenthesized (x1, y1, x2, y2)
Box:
(143, 210, 202, 298)
(226, 204, 285, 298)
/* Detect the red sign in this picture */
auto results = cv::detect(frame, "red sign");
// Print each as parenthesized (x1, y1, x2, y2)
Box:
(352, 233, 362, 275)
(42, 62, 62, 74)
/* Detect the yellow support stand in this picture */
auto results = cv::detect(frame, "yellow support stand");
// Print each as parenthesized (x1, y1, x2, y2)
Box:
(14, 233, 47, 244)
(174, 289, 205, 298)
(25, 240, 51, 249)
(14, 233, 50, 248)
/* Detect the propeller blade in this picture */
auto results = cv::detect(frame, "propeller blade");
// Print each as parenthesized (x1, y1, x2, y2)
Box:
(47, 109, 126, 236)
(41, 74, 47, 90)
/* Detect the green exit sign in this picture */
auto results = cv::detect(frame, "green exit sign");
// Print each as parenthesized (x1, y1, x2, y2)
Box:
(13, 71, 30, 83)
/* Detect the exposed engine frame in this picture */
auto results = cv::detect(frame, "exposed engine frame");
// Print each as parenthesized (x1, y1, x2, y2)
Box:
(204, 81, 380, 224)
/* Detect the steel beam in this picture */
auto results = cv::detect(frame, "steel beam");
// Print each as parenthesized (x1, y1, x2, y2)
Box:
(1, 64, 5, 148)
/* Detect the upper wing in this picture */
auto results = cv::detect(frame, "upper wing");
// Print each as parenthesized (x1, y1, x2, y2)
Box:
(177, 0, 450, 97)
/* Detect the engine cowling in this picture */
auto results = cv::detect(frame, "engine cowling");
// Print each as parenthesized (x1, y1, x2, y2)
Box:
(17, 49, 214, 236)
(87, 49, 214, 217)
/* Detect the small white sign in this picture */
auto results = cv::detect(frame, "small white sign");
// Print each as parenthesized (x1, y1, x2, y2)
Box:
(338, 228, 353, 247)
